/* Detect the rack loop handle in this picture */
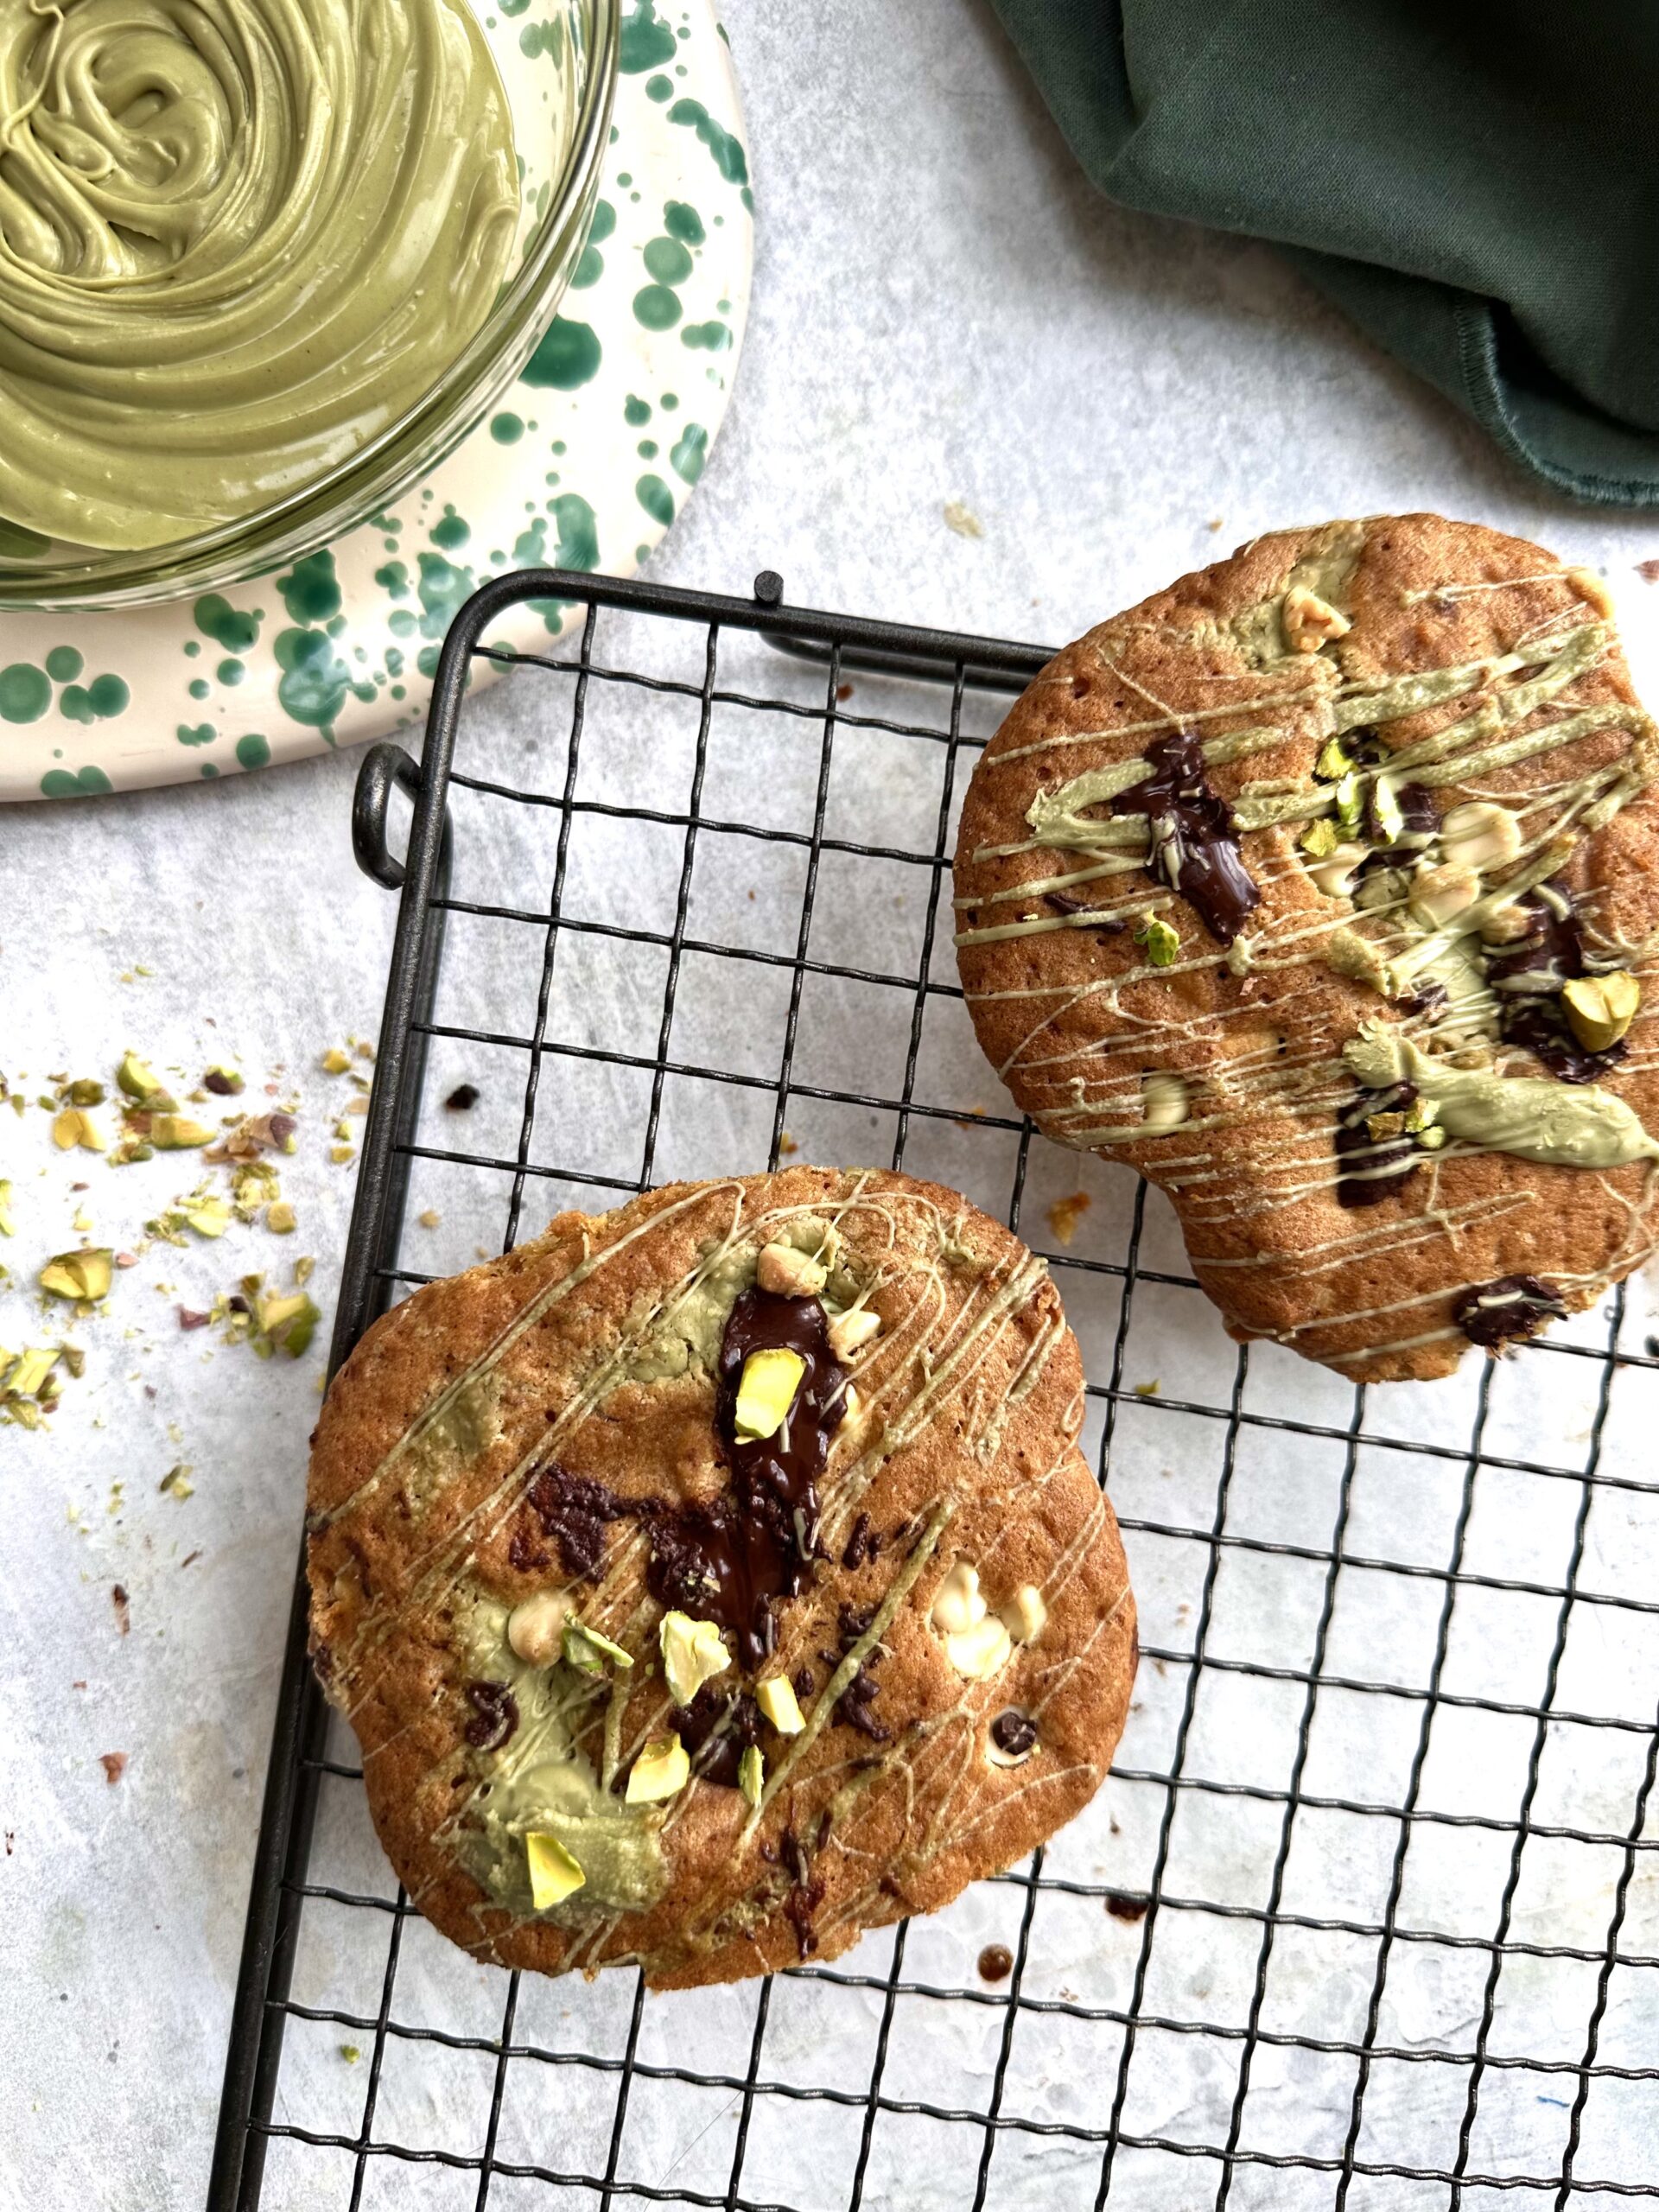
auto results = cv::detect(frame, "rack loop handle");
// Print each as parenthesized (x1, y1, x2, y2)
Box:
(352, 742, 422, 889)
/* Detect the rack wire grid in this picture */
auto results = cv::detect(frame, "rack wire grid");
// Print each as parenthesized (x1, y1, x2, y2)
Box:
(211, 566, 1659, 2212)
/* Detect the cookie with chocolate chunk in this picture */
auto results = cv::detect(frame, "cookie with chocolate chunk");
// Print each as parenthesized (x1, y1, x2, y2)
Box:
(307, 1167, 1135, 1988)
(953, 515, 1659, 1382)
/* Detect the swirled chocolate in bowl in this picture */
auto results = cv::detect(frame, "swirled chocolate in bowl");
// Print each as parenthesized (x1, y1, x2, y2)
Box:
(0, 0, 519, 552)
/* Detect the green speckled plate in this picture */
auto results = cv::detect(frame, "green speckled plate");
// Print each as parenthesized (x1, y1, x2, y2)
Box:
(0, 1, 751, 803)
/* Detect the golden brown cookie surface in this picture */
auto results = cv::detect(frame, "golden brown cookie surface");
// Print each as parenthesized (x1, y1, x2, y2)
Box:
(953, 515, 1659, 1382)
(307, 1167, 1135, 1988)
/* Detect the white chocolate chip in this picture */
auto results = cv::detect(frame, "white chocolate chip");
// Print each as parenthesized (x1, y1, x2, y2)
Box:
(756, 1241, 829, 1298)
(836, 1382, 864, 1440)
(1141, 1071, 1189, 1135)
(945, 1617, 1014, 1681)
(828, 1306, 881, 1363)
(931, 1558, 986, 1637)
(1408, 862, 1481, 929)
(1439, 801, 1522, 873)
(507, 1589, 573, 1667)
(1308, 841, 1370, 899)
(1281, 586, 1351, 655)
(1001, 1586, 1047, 1644)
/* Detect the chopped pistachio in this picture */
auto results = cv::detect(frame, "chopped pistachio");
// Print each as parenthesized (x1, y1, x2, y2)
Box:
(625, 1734, 690, 1804)
(1299, 817, 1344, 861)
(67, 1078, 105, 1108)
(1416, 1124, 1448, 1150)
(267, 1201, 297, 1235)
(149, 1114, 214, 1150)
(755, 1675, 806, 1735)
(40, 1249, 113, 1302)
(1370, 775, 1406, 846)
(321, 1047, 352, 1075)
(6, 1346, 60, 1398)
(1334, 772, 1364, 833)
(183, 1194, 232, 1238)
(202, 1065, 245, 1096)
(1135, 915, 1180, 967)
(739, 1744, 764, 1808)
(1403, 1098, 1440, 1135)
(330, 1143, 355, 1164)
(1365, 1111, 1408, 1142)
(734, 1347, 805, 1440)
(0, 1180, 13, 1236)
(660, 1611, 730, 1706)
(293, 1255, 315, 1285)
(1314, 738, 1354, 782)
(59, 1344, 85, 1378)
(563, 1618, 634, 1675)
(340, 2044, 361, 2066)
(158, 1465, 194, 1500)
(1562, 971, 1641, 1053)
(525, 1832, 585, 1910)
(117, 1051, 174, 1107)
(52, 1108, 107, 1153)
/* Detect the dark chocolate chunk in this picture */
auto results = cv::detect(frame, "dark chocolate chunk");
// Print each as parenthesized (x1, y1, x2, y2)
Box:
(1113, 730, 1260, 946)
(1365, 777, 1437, 850)
(836, 1665, 890, 1742)
(1335, 1080, 1420, 1207)
(990, 1707, 1038, 1759)
(977, 1944, 1014, 1982)
(676, 1683, 761, 1789)
(526, 1464, 626, 1580)
(842, 1512, 872, 1569)
(463, 1680, 518, 1752)
(1453, 1274, 1567, 1349)
(1106, 1891, 1149, 1923)
(1486, 883, 1626, 1084)
(445, 1084, 480, 1111)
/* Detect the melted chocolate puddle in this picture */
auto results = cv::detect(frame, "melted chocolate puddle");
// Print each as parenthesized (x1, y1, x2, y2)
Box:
(518, 1290, 844, 1678)
(1114, 730, 1260, 947)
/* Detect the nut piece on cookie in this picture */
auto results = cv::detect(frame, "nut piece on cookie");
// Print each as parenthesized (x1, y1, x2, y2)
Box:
(756, 1241, 828, 1298)
(660, 1611, 729, 1706)
(755, 1675, 806, 1735)
(828, 1306, 881, 1362)
(626, 1735, 690, 1804)
(1281, 585, 1351, 654)
(1408, 863, 1481, 929)
(734, 1347, 805, 1439)
(563, 1618, 633, 1675)
(1562, 971, 1640, 1052)
(526, 1833, 585, 1910)
(739, 1745, 764, 1807)
(931, 1558, 986, 1635)
(508, 1589, 573, 1666)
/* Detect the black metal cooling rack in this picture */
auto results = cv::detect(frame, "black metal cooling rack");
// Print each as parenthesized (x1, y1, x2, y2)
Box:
(209, 567, 1659, 2212)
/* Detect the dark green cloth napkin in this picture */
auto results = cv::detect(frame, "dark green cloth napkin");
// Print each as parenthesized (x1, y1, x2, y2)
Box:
(988, 0, 1659, 505)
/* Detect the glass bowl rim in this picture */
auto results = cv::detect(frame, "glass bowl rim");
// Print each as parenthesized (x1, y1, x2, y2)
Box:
(1, 0, 620, 611)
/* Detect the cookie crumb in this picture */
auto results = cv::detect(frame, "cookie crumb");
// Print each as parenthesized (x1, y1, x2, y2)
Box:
(99, 1753, 127, 1786)
(445, 1084, 480, 1112)
(944, 501, 983, 540)
(977, 1943, 1014, 1982)
(111, 1585, 130, 1635)
(1106, 1892, 1148, 1922)
(1046, 1192, 1090, 1246)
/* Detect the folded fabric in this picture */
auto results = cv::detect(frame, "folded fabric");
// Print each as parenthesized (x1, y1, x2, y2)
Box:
(988, 0, 1659, 505)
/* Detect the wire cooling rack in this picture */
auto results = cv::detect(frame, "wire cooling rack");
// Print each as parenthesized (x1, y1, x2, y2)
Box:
(210, 568, 1659, 2211)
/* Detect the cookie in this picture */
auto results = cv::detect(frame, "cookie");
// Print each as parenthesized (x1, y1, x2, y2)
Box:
(953, 515, 1659, 1382)
(306, 1166, 1135, 1988)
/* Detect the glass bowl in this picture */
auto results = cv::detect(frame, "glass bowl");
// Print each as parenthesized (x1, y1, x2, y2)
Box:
(0, 0, 618, 612)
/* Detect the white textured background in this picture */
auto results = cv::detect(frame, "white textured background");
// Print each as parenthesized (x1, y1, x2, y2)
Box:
(5, 4, 1659, 2208)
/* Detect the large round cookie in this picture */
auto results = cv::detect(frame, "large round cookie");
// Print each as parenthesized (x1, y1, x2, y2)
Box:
(307, 1167, 1135, 1988)
(954, 515, 1659, 1382)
